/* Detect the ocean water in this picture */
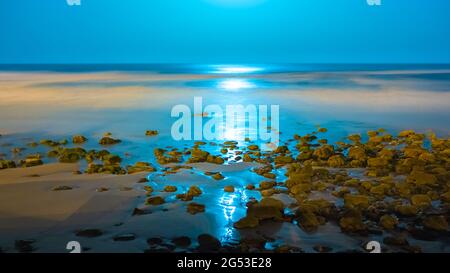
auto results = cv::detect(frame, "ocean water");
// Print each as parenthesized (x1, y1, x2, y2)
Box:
(0, 63, 449, 166)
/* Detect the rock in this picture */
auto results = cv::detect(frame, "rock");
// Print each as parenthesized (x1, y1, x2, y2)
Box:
(51, 185, 73, 191)
(313, 145, 334, 160)
(197, 234, 221, 252)
(113, 233, 136, 241)
(187, 148, 210, 163)
(127, 162, 156, 174)
(99, 136, 121, 145)
(398, 130, 415, 138)
(248, 145, 259, 151)
(72, 135, 88, 144)
(328, 155, 346, 167)
(75, 229, 103, 238)
(339, 211, 367, 233)
(348, 146, 366, 161)
(234, 216, 259, 229)
(379, 214, 398, 230)
(146, 196, 165, 206)
(0, 160, 16, 169)
(212, 173, 224, 180)
(246, 184, 255, 190)
(22, 155, 43, 167)
(138, 177, 149, 183)
(15, 239, 36, 253)
(344, 194, 370, 210)
(441, 191, 450, 203)
(187, 202, 205, 214)
(423, 215, 448, 232)
(259, 181, 276, 190)
(145, 130, 159, 136)
(410, 194, 432, 209)
(395, 205, 418, 217)
(132, 208, 146, 216)
(348, 134, 362, 143)
(290, 183, 311, 194)
(367, 157, 390, 169)
(171, 236, 191, 248)
(313, 245, 332, 253)
(383, 236, 409, 246)
(407, 171, 437, 186)
(164, 185, 177, 192)
(297, 210, 321, 232)
(274, 155, 294, 165)
(147, 237, 163, 245)
(187, 186, 202, 197)
(224, 185, 235, 193)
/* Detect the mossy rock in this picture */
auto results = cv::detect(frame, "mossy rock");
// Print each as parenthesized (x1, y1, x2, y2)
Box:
(327, 155, 346, 168)
(99, 137, 121, 145)
(395, 205, 418, 216)
(367, 157, 390, 168)
(234, 216, 259, 229)
(224, 185, 235, 192)
(72, 135, 88, 144)
(398, 130, 416, 138)
(313, 145, 334, 160)
(259, 181, 276, 190)
(145, 130, 159, 136)
(187, 202, 205, 215)
(406, 171, 437, 186)
(0, 160, 16, 169)
(290, 183, 312, 194)
(297, 211, 322, 232)
(23, 155, 43, 167)
(187, 186, 202, 197)
(212, 173, 224, 180)
(274, 155, 294, 165)
(146, 196, 165, 206)
(410, 194, 432, 209)
(440, 191, 450, 203)
(164, 185, 177, 192)
(348, 134, 362, 143)
(247, 145, 259, 151)
(344, 194, 370, 210)
(379, 214, 398, 230)
(127, 162, 156, 174)
(339, 211, 367, 233)
(423, 215, 448, 232)
(102, 154, 122, 165)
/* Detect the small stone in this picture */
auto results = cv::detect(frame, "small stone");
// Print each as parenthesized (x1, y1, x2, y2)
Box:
(171, 236, 191, 248)
(187, 202, 205, 214)
(163, 185, 177, 192)
(113, 233, 136, 241)
(72, 135, 88, 144)
(146, 196, 165, 206)
(145, 130, 159, 136)
(224, 185, 235, 192)
(197, 234, 221, 252)
(51, 185, 73, 191)
(234, 216, 259, 229)
(212, 173, 224, 180)
(75, 229, 103, 238)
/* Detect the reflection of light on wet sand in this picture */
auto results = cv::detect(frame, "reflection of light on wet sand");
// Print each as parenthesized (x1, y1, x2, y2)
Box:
(218, 189, 250, 243)
(218, 78, 256, 91)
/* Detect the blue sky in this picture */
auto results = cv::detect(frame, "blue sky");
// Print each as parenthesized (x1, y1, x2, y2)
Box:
(1, 0, 450, 63)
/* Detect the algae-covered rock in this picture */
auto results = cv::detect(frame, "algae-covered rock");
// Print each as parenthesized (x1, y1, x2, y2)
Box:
(441, 191, 450, 203)
(127, 162, 156, 174)
(339, 210, 367, 233)
(212, 173, 224, 180)
(406, 171, 437, 186)
(0, 160, 16, 169)
(187, 202, 205, 215)
(247, 145, 259, 151)
(259, 181, 276, 190)
(187, 148, 209, 163)
(224, 185, 235, 193)
(146, 196, 165, 206)
(297, 210, 321, 232)
(423, 215, 448, 232)
(274, 155, 294, 165)
(348, 134, 362, 143)
(395, 205, 418, 217)
(51, 185, 73, 191)
(327, 155, 346, 168)
(22, 155, 43, 167)
(290, 183, 312, 194)
(410, 194, 432, 209)
(246, 198, 284, 221)
(187, 186, 202, 197)
(344, 194, 370, 210)
(379, 214, 398, 230)
(234, 216, 259, 229)
(72, 135, 87, 144)
(145, 130, 158, 136)
(313, 145, 334, 160)
(164, 185, 177, 192)
(398, 130, 416, 138)
(99, 136, 121, 145)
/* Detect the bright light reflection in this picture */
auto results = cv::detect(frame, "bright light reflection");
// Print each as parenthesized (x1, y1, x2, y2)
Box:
(218, 78, 256, 91)
(212, 65, 263, 74)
